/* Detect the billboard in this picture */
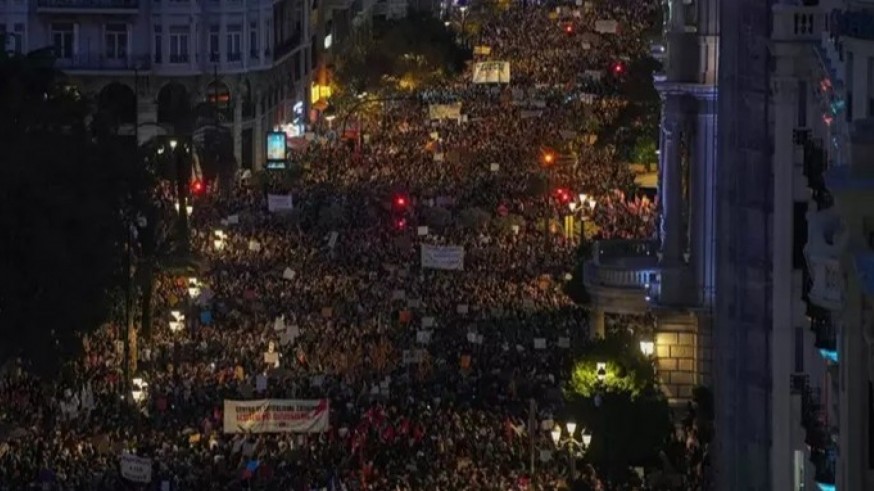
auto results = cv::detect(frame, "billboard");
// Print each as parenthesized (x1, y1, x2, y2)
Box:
(266, 131, 287, 169)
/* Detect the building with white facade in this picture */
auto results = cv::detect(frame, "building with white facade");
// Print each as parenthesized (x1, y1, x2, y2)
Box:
(769, 1, 874, 490)
(0, 0, 312, 170)
(585, 0, 873, 490)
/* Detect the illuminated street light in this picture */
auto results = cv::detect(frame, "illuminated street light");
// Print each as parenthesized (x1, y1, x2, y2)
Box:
(596, 362, 607, 383)
(169, 139, 178, 150)
(566, 421, 577, 436)
(582, 432, 592, 447)
(639, 339, 655, 357)
(551, 426, 562, 445)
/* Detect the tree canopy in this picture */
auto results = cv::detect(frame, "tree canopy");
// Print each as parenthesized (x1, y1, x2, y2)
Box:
(334, 12, 471, 94)
(0, 50, 151, 372)
(564, 332, 672, 479)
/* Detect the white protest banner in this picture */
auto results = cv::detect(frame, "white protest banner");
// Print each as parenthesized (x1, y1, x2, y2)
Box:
(534, 338, 547, 350)
(120, 454, 152, 483)
(267, 194, 294, 212)
(421, 244, 465, 271)
(475, 334, 484, 345)
(403, 350, 425, 365)
(417, 226, 429, 236)
(558, 337, 571, 348)
(580, 93, 596, 104)
(457, 304, 469, 314)
(227, 214, 240, 225)
(472, 61, 511, 84)
(467, 332, 477, 343)
(595, 20, 618, 34)
(434, 152, 445, 162)
(282, 268, 296, 280)
(249, 240, 261, 252)
(520, 110, 543, 119)
(422, 316, 435, 328)
(490, 163, 500, 172)
(327, 231, 339, 249)
(416, 330, 432, 344)
(223, 399, 329, 434)
(583, 70, 603, 81)
(428, 103, 462, 120)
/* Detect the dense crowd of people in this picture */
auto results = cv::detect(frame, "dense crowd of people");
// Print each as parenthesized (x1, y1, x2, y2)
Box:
(0, 0, 667, 489)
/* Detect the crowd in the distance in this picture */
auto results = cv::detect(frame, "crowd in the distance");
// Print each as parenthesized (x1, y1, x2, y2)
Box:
(0, 0, 664, 489)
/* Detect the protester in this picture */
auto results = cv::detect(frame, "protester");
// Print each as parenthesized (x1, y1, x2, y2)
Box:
(0, 1, 664, 489)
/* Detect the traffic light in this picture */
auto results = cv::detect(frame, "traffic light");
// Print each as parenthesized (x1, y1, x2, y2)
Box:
(611, 61, 625, 75)
(395, 196, 407, 208)
(396, 218, 407, 230)
(564, 24, 574, 35)
(554, 188, 571, 204)
(190, 179, 206, 195)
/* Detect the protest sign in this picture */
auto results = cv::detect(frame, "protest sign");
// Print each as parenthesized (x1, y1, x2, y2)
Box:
(223, 399, 329, 434)
(421, 244, 465, 271)
(120, 454, 152, 483)
(267, 194, 293, 212)
(472, 61, 511, 84)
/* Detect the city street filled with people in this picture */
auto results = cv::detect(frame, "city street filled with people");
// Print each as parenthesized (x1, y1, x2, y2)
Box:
(0, 0, 671, 489)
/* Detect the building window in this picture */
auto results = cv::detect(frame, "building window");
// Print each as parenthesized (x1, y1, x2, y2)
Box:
(249, 22, 258, 59)
(51, 23, 74, 60)
(11, 24, 24, 54)
(169, 27, 189, 63)
(209, 25, 220, 62)
(227, 25, 242, 61)
(105, 23, 128, 60)
(153, 25, 162, 63)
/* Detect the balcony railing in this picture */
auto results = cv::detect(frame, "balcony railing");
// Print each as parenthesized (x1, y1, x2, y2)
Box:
(810, 308, 837, 352)
(792, 373, 837, 486)
(593, 239, 659, 264)
(583, 261, 658, 290)
(54, 54, 150, 72)
(772, 4, 826, 42)
(37, 0, 139, 9)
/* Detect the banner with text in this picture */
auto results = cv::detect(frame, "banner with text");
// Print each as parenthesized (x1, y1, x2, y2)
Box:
(120, 454, 152, 483)
(428, 103, 463, 121)
(267, 194, 294, 212)
(421, 244, 465, 271)
(594, 20, 618, 34)
(472, 62, 511, 84)
(223, 399, 329, 434)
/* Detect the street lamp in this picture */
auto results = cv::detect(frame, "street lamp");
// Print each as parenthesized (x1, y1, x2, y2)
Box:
(596, 362, 607, 383)
(169, 139, 178, 150)
(551, 424, 590, 481)
(639, 339, 655, 357)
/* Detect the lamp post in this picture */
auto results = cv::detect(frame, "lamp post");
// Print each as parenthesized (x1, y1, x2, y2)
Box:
(168, 137, 193, 255)
(550, 422, 591, 482)
(639, 339, 655, 357)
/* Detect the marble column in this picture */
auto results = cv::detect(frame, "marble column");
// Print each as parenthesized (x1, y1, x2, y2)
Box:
(659, 97, 685, 267)
(233, 99, 243, 166)
(253, 92, 264, 171)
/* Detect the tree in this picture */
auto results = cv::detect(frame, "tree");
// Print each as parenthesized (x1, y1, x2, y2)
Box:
(0, 49, 151, 372)
(334, 12, 471, 94)
(564, 332, 672, 480)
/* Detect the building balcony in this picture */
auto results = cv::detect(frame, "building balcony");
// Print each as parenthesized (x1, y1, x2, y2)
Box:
(808, 305, 838, 360)
(791, 373, 837, 488)
(803, 138, 834, 210)
(36, 0, 139, 14)
(582, 240, 660, 314)
(54, 54, 150, 73)
(805, 254, 845, 310)
(825, 118, 874, 192)
(771, 3, 826, 43)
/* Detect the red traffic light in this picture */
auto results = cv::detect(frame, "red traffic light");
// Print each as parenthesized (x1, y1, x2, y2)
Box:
(396, 218, 407, 230)
(554, 188, 571, 203)
(564, 24, 574, 35)
(612, 62, 625, 75)
(190, 180, 205, 195)
(393, 195, 409, 209)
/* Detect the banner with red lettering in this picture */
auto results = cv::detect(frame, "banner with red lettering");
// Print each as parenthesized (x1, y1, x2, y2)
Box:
(223, 399, 329, 434)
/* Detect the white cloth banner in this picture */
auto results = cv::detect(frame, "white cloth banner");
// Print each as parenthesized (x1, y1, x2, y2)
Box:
(428, 103, 462, 120)
(120, 454, 152, 483)
(594, 20, 618, 34)
(267, 194, 294, 212)
(421, 244, 465, 271)
(472, 61, 511, 84)
(223, 399, 329, 434)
